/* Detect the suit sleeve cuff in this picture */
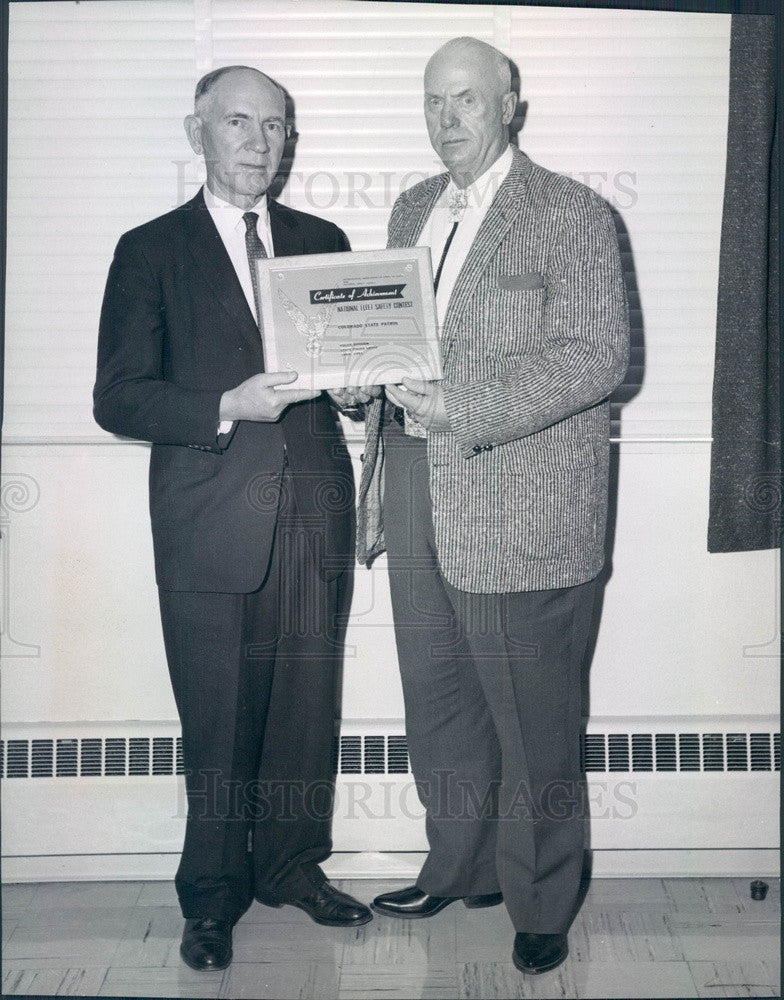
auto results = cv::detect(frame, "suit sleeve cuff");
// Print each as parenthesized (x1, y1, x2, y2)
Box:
(442, 380, 497, 458)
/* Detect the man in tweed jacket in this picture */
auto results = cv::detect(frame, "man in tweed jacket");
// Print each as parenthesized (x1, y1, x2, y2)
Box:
(357, 38, 629, 974)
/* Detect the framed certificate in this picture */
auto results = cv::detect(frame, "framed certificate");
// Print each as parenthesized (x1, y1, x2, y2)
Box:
(253, 247, 441, 390)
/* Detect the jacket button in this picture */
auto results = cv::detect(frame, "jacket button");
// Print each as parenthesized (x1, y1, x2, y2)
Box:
(472, 444, 482, 454)
(484, 444, 493, 452)
(360, 453, 365, 462)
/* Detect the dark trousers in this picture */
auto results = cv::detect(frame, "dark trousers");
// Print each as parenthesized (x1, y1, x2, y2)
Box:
(158, 467, 351, 923)
(383, 430, 595, 934)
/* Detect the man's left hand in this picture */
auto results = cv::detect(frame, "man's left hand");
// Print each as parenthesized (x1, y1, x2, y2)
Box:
(386, 379, 452, 432)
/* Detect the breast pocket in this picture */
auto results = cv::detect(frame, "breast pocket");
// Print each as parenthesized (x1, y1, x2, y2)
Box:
(497, 272, 545, 292)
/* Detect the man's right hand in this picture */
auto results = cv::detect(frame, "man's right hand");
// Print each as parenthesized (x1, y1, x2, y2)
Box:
(219, 371, 318, 423)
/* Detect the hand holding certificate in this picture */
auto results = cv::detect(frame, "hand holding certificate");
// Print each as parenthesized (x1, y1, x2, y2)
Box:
(253, 248, 441, 390)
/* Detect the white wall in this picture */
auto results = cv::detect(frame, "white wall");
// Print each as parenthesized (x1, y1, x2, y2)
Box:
(2, 1, 779, 874)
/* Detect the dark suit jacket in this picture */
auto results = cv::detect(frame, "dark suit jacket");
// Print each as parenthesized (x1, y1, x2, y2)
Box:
(94, 189, 354, 592)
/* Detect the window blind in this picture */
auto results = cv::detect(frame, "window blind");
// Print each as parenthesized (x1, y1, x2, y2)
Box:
(6, 0, 196, 442)
(5, 1, 730, 442)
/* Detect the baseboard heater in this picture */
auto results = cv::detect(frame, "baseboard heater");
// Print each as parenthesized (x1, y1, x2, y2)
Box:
(2, 719, 778, 779)
(1, 716, 779, 873)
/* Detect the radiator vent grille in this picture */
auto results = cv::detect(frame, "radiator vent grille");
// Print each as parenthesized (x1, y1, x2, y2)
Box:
(655, 733, 677, 771)
(339, 735, 362, 774)
(0, 731, 778, 778)
(332, 735, 409, 776)
(105, 738, 126, 777)
(387, 736, 410, 774)
(152, 737, 175, 776)
(578, 732, 780, 774)
(363, 735, 385, 774)
(0, 737, 184, 779)
(631, 734, 654, 771)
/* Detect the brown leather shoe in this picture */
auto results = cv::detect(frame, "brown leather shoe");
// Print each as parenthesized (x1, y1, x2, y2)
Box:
(512, 932, 568, 974)
(180, 917, 232, 971)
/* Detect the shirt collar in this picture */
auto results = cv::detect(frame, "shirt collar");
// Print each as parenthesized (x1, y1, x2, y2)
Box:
(444, 144, 514, 213)
(202, 183, 269, 238)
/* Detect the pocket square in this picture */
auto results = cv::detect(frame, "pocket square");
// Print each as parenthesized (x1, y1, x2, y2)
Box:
(497, 272, 545, 291)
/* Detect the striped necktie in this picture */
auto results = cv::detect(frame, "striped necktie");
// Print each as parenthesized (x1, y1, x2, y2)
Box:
(242, 211, 268, 328)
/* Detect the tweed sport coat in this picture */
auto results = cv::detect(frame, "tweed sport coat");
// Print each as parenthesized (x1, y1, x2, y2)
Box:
(357, 147, 630, 593)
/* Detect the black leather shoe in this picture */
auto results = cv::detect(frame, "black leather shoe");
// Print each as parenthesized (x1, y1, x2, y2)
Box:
(180, 917, 233, 971)
(371, 885, 458, 919)
(288, 881, 372, 927)
(464, 892, 503, 909)
(512, 932, 568, 974)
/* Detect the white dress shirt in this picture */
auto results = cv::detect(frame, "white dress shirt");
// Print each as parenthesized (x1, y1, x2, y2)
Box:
(417, 144, 514, 326)
(203, 183, 274, 319)
(203, 184, 274, 435)
(397, 146, 513, 438)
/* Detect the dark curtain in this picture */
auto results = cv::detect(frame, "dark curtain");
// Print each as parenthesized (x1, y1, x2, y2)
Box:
(708, 13, 780, 553)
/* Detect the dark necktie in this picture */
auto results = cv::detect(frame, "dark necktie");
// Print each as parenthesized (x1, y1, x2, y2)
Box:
(242, 211, 268, 328)
(433, 221, 459, 293)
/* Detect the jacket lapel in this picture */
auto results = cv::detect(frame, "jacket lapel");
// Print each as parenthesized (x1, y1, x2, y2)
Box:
(441, 148, 533, 354)
(179, 189, 261, 351)
(388, 173, 450, 250)
(268, 199, 307, 258)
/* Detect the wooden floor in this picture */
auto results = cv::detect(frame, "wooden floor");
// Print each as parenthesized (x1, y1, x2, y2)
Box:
(1, 877, 780, 998)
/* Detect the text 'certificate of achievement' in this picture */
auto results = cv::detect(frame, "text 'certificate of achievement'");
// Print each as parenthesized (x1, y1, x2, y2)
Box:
(253, 248, 441, 390)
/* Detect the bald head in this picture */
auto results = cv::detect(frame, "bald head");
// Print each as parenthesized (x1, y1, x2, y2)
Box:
(426, 37, 512, 98)
(423, 37, 516, 188)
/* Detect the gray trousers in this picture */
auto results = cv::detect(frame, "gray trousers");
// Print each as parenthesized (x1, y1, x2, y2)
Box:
(383, 429, 596, 933)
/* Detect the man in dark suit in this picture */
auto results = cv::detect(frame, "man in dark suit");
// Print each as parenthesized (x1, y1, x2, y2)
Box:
(94, 65, 371, 972)
(358, 38, 629, 974)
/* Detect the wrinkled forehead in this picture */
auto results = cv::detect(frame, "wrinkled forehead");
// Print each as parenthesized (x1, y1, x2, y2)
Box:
(424, 51, 501, 97)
